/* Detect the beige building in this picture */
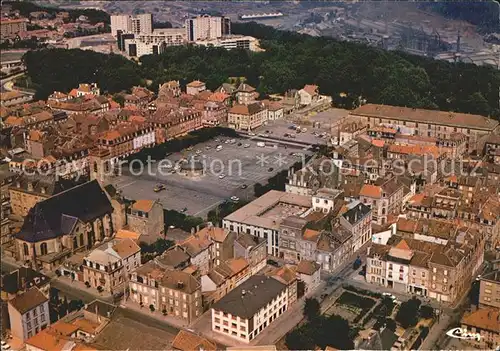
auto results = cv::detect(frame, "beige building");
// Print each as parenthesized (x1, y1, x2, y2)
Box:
(1, 18, 28, 39)
(268, 265, 298, 306)
(233, 232, 267, 274)
(129, 262, 203, 323)
(461, 308, 500, 350)
(228, 102, 267, 131)
(350, 104, 500, 152)
(359, 178, 404, 226)
(479, 271, 500, 309)
(7, 287, 50, 341)
(296, 260, 321, 296)
(83, 238, 140, 293)
(186, 80, 206, 96)
(127, 199, 164, 244)
(201, 257, 250, 304)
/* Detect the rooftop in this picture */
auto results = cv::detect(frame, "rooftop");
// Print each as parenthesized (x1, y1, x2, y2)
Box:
(352, 104, 499, 131)
(212, 275, 286, 319)
(9, 287, 48, 314)
(461, 308, 500, 334)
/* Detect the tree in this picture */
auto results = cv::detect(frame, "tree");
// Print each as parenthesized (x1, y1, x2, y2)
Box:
(112, 93, 125, 107)
(162, 308, 167, 315)
(385, 318, 397, 332)
(97, 286, 104, 293)
(55, 269, 61, 277)
(285, 325, 315, 350)
(149, 304, 155, 312)
(419, 305, 434, 319)
(395, 297, 421, 328)
(316, 315, 354, 350)
(303, 297, 321, 322)
(85, 281, 90, 288)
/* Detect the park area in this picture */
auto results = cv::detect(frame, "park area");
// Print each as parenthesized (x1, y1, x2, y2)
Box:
(325, 291, 376, 323)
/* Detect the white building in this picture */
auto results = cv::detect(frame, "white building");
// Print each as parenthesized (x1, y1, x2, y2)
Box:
(133, 130, 156, 150)
(124, 38, 166, 58)
(312, 188, 341, 213)
(7, 288, 50, 341)
(136, 28, 186, 46)
(111, 13, 152, 37)
(194, 35, 261, 51)
(186, 15, 231, 41)
(211, 275, 288, 343)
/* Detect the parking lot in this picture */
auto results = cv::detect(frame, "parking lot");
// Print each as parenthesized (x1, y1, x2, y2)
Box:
(112, 136, 313, 217)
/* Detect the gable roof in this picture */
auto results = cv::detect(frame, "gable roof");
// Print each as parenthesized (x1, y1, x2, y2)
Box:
(9, 287, 48, 314)
(16, 180, 113, 243)
(297, 260, 320, 275)
(359, 184, 382, 198)
(172, 330, 216, 351)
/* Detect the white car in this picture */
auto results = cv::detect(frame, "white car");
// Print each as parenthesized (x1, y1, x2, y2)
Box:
(230, 196, 240, 202)
(249, 132, 256, 136)
(243, 144, 250, 148)
(219, 174, 226, 179)
(216, 145, 223, 151)
(382, 292, 391, 296)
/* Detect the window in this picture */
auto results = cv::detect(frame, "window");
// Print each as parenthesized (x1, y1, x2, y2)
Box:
(40, 242, 48, 255)
(444, 270, 448, 276)
(484, 289, 492, 294)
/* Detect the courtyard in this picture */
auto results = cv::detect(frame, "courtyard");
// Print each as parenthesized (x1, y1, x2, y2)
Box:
(324, 290, 377, 323)
(111, 136, 313, 217)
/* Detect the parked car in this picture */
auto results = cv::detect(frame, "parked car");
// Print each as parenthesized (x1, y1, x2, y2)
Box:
(153, 184, 165, 192)
(267, 259, 279, 267)
(181, 207, 188, 213)
(230, 196, 240, 202)
(219, 174, 226, 179)
(249, 132, 256, 136)
(257, 142, 265, 147)
(216, 145, 223, 151)
(268, 167, 274, 172)
(243, 144, 250, 148)
(241, 184, 247, 189)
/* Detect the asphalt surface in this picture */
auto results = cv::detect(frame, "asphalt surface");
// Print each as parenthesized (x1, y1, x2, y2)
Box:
(112, 136, 313, 217)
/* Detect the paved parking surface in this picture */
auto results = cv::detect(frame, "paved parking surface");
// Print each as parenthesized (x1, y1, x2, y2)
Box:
(112, 136, 313, 217)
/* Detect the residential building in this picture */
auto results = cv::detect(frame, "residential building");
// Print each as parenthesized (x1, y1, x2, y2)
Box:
(296, 260, 321, 295)
(195, 35, 261, 52)
(180, 230, 214, 275)
(203, 101, 227, 127)
(315, 227, 353, 273)
(186, 15, 231, 41)
(7, 287, 50, 341)
(111, 13, 152, 36)
(123, 39, 167, 58)
(350, 104, 500, 152)
(15, 180, 114, 270)
(479, 271, 500, 309)
(0, 91, 32, 107)
(186, 80, 207, 96)
(126, 199, 164, 244)
(197, 225, 236, 266)
(233, 232, 267, 274)
(228, 102, 267, 131)
(83, 238, 140, 293)
(268, 265, 298, 306)
(298, 85, 319, 106)
(211, 275, 288, 343)
(223, 190, 313, 256)
(151, 107, 202, 143)
(286, 156, 340, 196)
(339, 201, 372, 251)
(460, 308, 500, 350)
(156, 246, 192, 271)
(24, 321, 95, 351)
(1, 18, 28, 39)
(236, 83, 257, 105)
(135, 28, 186, 46)
(130, 262, 202, 323)
(359, 177, 405, 225)
(201, 257, 250, 304)
(278, 216, 318, 264)
(1, 267, 50, 301)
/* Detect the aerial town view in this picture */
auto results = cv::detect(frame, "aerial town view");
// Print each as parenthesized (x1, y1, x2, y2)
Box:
(0, 1, 499, 350)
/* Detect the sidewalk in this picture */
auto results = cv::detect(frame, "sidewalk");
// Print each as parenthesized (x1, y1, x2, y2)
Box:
(121, 299, 189, 329)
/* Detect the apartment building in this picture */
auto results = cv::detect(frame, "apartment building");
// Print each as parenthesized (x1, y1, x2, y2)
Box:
(223, 190, 313, 256)
(111, 13, 152, 36)
(461, 308, 500, 350)
(350, 104, 500, 152)
(203, 101, 228, 127)
(202, 258, 250, 304)
(126, 199, 164, 244)
(196, 226, 236, 266)
(339, 201, 372, 251)
(296, 260, 321, 295)
(211, 275, 288, 343)
(195, 35, 260, 52)
(366, 229, 485, 302)
(268, 265, 298, 306)
(359, 177, 405, 225)
(233, 232, 267, 274)
(83, 238, 140, 293)
(298, 85, 319, 106)
(151, 107, 202, 143)
(236, 83, 257, 105)
(96, 122, 156, 161)
(186, 15, 231, 41)
(129, 262, 203, 323)
(136, 28, 186, 46)
(228, 102, 267, 131)
(278, 216, 317, 264)
(1, 18, 28, 39)
(479, 271, 500, 309)
(315, 227, 353, 273)
(285, 156, 340, 196)
(180, 231, 215, 275)
(7, 287, 50, 341)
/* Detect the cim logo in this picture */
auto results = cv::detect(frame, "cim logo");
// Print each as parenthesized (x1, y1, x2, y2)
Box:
(446, 327, 481, 341)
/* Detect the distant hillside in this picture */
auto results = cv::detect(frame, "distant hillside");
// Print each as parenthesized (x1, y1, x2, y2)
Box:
(418, 1, 499, 33)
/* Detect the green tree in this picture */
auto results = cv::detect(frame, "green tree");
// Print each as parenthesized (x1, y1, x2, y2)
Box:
(395, 297, 421, 328)
(285, 325, 315, 350)
(112, 93, 125, 107)
(303, 297, 321, 322)
(419, 305, 434, 319)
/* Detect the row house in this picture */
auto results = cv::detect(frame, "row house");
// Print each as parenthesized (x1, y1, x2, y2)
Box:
(83, 238, 141, 293)
(201, 257, 250, 305)
(233, 232, 267, 274)
(129, 262, 203, 323)
(339, 201, 372, 251)
(96, 122, 156, 160)
(366, 228, 485, 303)
(126, 199, 165, 244)
(203, 101, 227, 127)
(278, 216, 317, 264)
(359, 177, 405, 225)
(124, 86, 154, 109)
(235, 83, 257, 105)
(159, 80, 181, 98)
(315, 226, 353, 273)
(151, 107, 202, 143)
(268, 265, 298, 306)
